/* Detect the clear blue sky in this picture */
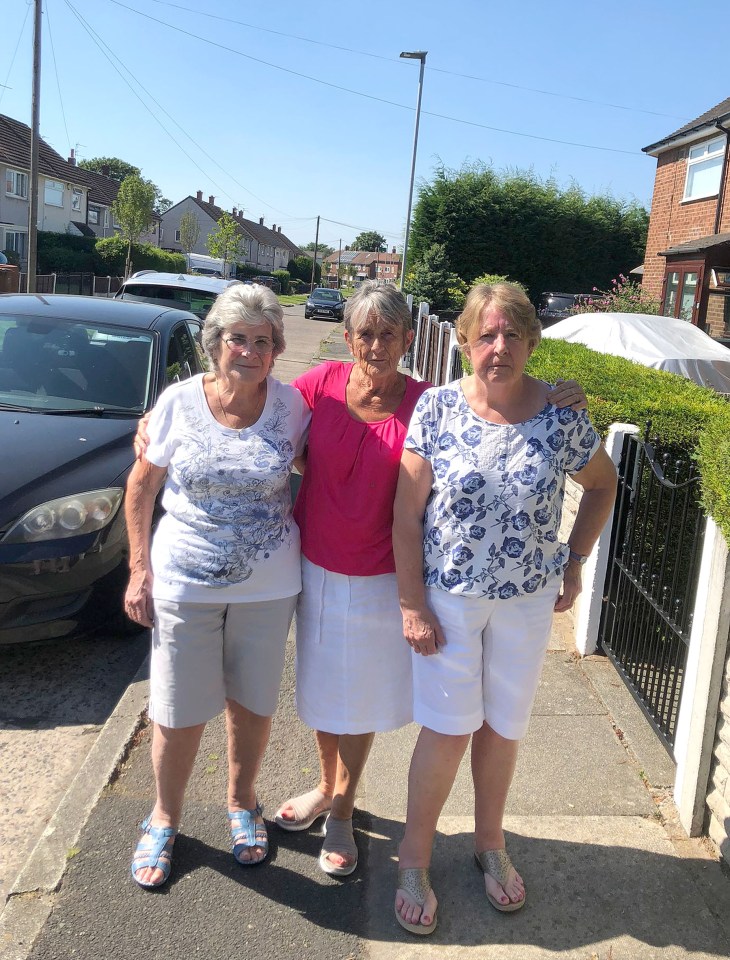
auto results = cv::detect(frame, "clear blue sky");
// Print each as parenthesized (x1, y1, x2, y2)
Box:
(1, 0, 728, 252)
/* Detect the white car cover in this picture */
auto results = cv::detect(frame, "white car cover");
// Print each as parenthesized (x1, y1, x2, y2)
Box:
(542, 311, 730, 393)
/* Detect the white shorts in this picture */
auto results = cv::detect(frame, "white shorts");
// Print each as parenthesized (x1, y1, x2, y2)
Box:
(413, 582, 561, 740)
(150, 596, 297, 728)
(295, 558, 413, 734)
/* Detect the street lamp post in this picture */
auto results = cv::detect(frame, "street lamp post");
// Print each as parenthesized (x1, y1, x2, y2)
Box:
(399, 50, 427, 292)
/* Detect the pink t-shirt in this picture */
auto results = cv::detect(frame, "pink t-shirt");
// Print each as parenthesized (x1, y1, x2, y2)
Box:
(293, 361, 430, 577)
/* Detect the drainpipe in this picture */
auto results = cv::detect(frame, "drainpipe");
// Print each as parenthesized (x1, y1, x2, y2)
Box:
(713, 121, 730, 235)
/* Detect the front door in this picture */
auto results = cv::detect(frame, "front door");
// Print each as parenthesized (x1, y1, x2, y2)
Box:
(663, 263, 704, 324)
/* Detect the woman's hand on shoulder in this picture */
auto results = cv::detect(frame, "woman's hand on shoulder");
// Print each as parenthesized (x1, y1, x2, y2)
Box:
(133, 413, 152, 462)
(547, 379, 587, 411)
(124, 568, 154, 627)
(401, 605, 445, 656)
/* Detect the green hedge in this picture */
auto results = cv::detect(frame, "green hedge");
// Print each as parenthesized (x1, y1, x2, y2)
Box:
(526, 338, 730, 542)
(96, 235, 185, 274)
(273, 269, 290, 294)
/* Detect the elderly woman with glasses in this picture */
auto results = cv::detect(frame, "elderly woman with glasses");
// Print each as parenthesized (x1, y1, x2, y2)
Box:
(124, 283, 310, 888)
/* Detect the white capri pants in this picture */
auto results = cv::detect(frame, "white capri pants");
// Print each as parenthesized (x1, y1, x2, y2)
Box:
(413, 580, 561, 741)
(295, 558, 413, 734)
(149, 596, 297, 729)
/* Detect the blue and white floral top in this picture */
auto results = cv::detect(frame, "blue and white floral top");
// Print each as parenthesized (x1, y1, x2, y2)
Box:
(145, 374, 310, 603)
(404, 382, 601, 599)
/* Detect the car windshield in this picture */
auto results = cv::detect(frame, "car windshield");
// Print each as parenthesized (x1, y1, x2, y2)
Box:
(313, 290, 339, 301)
(0, 315, 154, 414)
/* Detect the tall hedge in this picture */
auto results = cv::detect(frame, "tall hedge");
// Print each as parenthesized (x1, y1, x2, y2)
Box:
(410, 164, 648, 301)
(526, 338, 730, 543)
(95, 235, 185, 275)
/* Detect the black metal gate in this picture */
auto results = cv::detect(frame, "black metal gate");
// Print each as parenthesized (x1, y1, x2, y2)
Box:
(598, 430, 705, 756)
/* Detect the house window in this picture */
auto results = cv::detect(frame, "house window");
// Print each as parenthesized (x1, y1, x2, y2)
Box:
(72, 188, 82, 212)
(683, 136, 725, 201)
(88, 207, 100, 225)
(4, 230, 27, 259)
(44, 179, 64, 207)
(664, 266, 701, 322)
(5, 169, 28, 199)
(175, 229, 181, 242)
(103, 209, 109, 227)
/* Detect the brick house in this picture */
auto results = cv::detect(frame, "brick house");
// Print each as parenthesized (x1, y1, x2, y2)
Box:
(323, 248, 402, 286)
(642, 96, 730, 339)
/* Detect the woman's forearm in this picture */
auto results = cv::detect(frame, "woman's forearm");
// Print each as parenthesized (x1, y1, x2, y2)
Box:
(393, 510, 428, 613)
(568, 486, 617, 557)
(125, 460, 166, 574)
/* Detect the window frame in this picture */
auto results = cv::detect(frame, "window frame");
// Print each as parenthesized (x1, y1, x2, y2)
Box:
(662, 260, 704, 324)
(4, 229, 28, 258)
(71, 188, 83, 212)
(88, 207, 100, 226)
(5, 169, 28, 199)
(44, 179, 64, 208)
(682, 136, 726, 202)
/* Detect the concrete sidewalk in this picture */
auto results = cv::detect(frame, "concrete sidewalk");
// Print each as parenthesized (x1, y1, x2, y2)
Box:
(3, 323, 730, 960)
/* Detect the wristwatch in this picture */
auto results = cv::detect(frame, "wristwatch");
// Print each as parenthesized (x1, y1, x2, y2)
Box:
(568, 549, 588, 565)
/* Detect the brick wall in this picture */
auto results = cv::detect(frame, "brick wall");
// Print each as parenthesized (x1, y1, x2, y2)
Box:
(705, 292, 729, 338)
(643, 146, 721, 302)
(705, 636, 730, 864)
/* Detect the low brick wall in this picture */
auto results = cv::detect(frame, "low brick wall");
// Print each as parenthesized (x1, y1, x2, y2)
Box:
(706, 644, 730, 863)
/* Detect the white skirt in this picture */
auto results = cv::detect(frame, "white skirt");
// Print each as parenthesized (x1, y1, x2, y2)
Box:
(295, 558, 413, 734)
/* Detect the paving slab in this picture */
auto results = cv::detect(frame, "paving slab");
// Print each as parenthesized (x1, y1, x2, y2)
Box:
(366, 816, 730, 959)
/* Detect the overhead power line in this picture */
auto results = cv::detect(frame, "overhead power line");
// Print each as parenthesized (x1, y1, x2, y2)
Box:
(147, 0, 688, 122)
(0, 1, 32, 111)
(46, 1, 72, 155)
(104, 0, 647, 157)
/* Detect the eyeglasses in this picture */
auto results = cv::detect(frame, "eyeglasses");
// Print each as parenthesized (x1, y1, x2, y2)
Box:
(223, 335, 274, 355)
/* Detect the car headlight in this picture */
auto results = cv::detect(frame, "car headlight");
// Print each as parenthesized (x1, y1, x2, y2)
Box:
(1, 488, 124, 544)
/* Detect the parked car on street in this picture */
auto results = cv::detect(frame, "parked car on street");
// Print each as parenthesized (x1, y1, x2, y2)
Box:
(305, 287, 346, 321)
(115, 271, 240, 320)
(0, 294, 207, 644)
(252, 276, 281, 294)
(537, 291, 592, 327)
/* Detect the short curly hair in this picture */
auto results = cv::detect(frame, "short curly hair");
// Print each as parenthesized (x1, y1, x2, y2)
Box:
(344, 281, 412, 335)
(201, 283, 286, 370)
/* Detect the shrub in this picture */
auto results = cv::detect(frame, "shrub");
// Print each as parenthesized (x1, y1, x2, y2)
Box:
(573, 275, 660, 315)
(37, 232, 105, 274)
(273, 269, 291, 294)
(526, 337, 730, 542)
(404, 243, 466, 311)
(288, 256, 320, 283)
(2, 249, 20, 266)
(96, 235, 185, 275)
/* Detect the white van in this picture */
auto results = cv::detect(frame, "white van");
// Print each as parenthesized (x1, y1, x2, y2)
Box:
(115, 272, 241, 320)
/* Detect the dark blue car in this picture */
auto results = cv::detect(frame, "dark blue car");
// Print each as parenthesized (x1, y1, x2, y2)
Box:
(0, 294, 206, 644)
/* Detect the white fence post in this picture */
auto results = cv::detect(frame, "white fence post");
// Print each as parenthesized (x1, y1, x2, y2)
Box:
(673, 517, 730, 835)
(573, 423, 639, 656)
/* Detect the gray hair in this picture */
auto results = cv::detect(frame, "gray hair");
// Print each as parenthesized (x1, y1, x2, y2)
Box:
(344, 281, 412, 335)
(201, 282, 285, 369)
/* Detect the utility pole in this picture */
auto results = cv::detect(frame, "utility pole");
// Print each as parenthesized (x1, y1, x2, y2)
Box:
(337, 238, 342, 289)
(399, 50, 427, 292)
(27, 0, 42, 293)
(310, 215, 320, 291)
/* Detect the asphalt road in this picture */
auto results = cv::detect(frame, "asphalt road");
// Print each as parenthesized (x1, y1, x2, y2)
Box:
(0, 303, 340, 908)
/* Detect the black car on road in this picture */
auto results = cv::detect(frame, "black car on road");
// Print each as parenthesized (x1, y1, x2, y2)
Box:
(537, 291, 592, 327)
(305, 288, 346, 321)
(0, 294, 206, 644)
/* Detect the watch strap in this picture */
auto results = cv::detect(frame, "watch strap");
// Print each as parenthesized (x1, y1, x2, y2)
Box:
(568, 549, 588, 565)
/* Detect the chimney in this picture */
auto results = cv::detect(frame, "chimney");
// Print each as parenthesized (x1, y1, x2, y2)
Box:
(101, 164, 110, 177)
(272, 224, 276, 231)
(68, 148, 76, 166)
(196, 190, 203, 201)
(278, 226, 282, 233)
(392, 246, 396, 254)
(232, 207, 237, 217)
(208, 195, 215, 205)
(259, 217, 264, 225)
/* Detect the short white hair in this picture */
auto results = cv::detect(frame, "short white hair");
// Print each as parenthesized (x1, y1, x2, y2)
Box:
(201, 283, 285, 369)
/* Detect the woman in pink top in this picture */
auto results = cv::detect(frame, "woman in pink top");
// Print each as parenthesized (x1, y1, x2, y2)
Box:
(274, 283, 427, 875)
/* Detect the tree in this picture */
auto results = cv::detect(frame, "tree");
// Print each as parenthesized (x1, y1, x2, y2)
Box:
(207, 213, 244, 278)
(351, 231, 387, 252)
(409, 162, 649, 300)
(179, 210, 201, 271)
(404, 243, 466, 312)
(79, 156, 140, 182)
(303, 241, 335, 258)
(112, 175, 156, 278)
(79, 156, 170, 213)
(288, 256, 321, 284)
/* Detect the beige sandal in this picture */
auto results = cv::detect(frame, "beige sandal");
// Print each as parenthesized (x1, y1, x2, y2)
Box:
(274, 789, 331, 832)
(319, 815, 358, 876)
(474, 848, 525, 912)
(395, 867, 438, 935)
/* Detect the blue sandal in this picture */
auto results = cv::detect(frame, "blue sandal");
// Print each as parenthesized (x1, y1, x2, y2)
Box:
(131, 815, 178, 889)
(228, 803, 268, 866)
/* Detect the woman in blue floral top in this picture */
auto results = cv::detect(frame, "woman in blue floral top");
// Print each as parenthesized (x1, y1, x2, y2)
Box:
(392, 283, 617, 934)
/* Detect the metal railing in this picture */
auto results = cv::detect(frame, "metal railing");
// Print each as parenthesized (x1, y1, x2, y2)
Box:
(598, 430, 705, 754)
(18, 274, 124, 296)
